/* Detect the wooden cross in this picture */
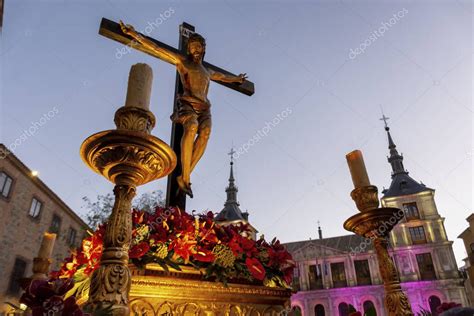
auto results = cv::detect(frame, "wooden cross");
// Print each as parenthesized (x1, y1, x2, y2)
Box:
(99, 18, 254, 210)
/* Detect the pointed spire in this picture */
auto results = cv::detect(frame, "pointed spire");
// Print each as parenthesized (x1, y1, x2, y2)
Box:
(380, 114, 407, 177)
(317, 220, 323, 240)
(225, 147, 239, 205)
(229, 147, 235, 183)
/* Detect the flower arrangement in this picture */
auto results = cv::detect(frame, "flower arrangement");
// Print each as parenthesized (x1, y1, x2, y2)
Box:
(52, 206, 295, 304)
(20, 279, 84, 316)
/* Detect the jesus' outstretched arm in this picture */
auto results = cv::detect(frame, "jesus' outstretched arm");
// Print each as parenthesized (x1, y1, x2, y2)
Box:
(119, 20, 182, 65)
(210, 71, 248, 84)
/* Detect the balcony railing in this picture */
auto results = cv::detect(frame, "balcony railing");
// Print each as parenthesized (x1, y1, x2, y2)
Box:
(332, 280, 348, 288)
(309, 280, 324, 290)
(356, 276, 372, 286)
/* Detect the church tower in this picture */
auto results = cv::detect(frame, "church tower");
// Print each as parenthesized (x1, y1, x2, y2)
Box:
(214, 148, 258, 240)
(380, 116, 465, 305)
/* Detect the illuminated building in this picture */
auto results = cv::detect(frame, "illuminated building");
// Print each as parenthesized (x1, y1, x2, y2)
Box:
(285, 124, 467, 315)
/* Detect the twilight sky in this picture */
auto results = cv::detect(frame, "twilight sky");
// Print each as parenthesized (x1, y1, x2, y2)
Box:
(1, 0, 472, 266)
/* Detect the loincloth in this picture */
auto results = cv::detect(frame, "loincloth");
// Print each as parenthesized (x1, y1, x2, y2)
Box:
(170, 97, 212, 127)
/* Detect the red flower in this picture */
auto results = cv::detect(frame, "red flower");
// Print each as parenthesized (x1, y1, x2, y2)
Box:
(129, 242, 150, 259)
(245, 257, 266, 281)
(241, 237, 256, 252)
(51, 206, 297, 298)
(228, 234, 257, 257)
(268, 247, 293, 268)
(283, 267, 294, 284)
(169, 234, 197, 264)
(228, 238, 243, 256)
(193, 248, 215, 263)
(132, 211, 147, 225)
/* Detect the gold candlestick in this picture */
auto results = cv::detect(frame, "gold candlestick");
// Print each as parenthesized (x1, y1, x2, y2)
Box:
(81, 64, 176, 315)
(344, 151, 413, 316)
(30, 258, 52, 281)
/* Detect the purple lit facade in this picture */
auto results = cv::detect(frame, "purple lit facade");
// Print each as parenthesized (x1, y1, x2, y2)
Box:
(284, 124, 468, 315)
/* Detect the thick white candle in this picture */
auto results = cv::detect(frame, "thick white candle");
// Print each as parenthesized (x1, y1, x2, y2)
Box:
(125, 63, 153, 110)
(346, 150, 371, 188)
(37, 232, 56, 259)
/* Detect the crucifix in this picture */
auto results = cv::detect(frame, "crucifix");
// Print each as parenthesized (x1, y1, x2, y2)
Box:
(99, 18, 254, 210)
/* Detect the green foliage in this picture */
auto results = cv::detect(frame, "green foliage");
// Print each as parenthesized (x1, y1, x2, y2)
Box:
(82, 193, 114, 229)
(133, 190, 165, 213)
(82, 190, 164, 228)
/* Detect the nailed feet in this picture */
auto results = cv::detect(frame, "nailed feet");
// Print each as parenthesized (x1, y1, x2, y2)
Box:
(177, 175, 193, 198)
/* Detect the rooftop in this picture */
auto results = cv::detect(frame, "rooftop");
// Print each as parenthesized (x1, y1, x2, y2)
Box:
(283, 234, 373, 254)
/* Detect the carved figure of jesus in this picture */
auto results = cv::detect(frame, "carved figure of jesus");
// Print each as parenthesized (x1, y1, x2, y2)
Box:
(120, 21, 247, 197)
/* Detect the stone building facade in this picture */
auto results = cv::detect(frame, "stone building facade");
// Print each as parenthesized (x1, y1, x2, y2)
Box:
(458, 214, 474, 305)
(0, 144, 89, 313)
(284, 123, 467, 316)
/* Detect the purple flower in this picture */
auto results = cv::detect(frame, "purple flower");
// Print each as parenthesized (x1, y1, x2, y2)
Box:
(20, 279, 84, 316)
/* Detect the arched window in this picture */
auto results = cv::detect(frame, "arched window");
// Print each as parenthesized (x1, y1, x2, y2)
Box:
(363, 300, 377, 316)
(315, 304, 325, 316)
(338, 303, 350, 316)
(429, 295, 441, 316)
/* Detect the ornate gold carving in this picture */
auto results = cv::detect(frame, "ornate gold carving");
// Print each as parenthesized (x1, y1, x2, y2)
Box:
(102, 185, 135, 247)
(373, 238, 398, 281)
(114, 106, 156, 134)
(126, 298, 287, 316)
(81, 130, 176, 187)
(344, 203, 413, 316)
(93, 146, 162, 174)
(373, 238, 413, 315)
(123, 265, 291, 315)
(86, 184, 135, 315)
(350, 185, 380, 212)
(81, 102, 176, 315)
(344, 207, 403, 238)
(130, 298, 156, 315)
